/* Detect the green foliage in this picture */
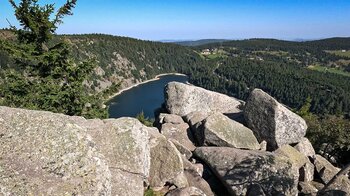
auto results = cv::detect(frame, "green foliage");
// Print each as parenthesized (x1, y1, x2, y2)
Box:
(0, 0, 106, 118)
(305, 114, 350, 166)
(136, 111, 154, 127)
(297, 96, 312, 117)
(144, 188, 163, 196)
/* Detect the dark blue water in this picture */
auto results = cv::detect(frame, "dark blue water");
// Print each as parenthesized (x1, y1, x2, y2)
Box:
(108, 74, 188, 119)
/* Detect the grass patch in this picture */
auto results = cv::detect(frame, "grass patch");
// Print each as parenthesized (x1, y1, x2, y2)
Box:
(326, 50, 350, 58)
(308, 65, 350, 77)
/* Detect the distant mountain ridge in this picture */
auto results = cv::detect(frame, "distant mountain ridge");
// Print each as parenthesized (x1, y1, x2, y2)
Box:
(173, 39, 231, 46)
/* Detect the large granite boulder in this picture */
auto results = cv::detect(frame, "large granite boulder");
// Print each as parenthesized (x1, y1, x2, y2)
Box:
(0, 106, 151, 196)
(148, 128, 188, 189)
(244, 89, 307, 150)
(194, 147, 298, 196)
(165, 82, 242, 116)
(294, 137, 316, 158)
(198, 113, 260, 150)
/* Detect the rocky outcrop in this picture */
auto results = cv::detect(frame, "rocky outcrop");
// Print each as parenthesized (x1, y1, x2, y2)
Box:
(244, 89, 307, 151)
(1, 83, 346, 196)
(197, 113, 260, 150)
(0, 106, 150, 196)
(165, 82, 242, 116)
(194, 147, 299, 196)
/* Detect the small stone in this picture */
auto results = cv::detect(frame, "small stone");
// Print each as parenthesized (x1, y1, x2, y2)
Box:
(294, 137, 316, 158)
(166, 187, 207, 196)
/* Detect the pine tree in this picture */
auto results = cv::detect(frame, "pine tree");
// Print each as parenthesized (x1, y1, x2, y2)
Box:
(0, 0, 107, 118)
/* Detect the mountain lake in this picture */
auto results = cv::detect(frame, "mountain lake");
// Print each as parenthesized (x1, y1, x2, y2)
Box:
(108, 74, 188, 119)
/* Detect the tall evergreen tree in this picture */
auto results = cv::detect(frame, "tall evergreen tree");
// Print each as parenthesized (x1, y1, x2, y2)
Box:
(0, 0, 107, 118)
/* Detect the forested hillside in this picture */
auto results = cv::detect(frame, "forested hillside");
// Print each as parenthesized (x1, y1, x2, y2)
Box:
(1, 30, 204, 95)
(2, 30, 349, 117)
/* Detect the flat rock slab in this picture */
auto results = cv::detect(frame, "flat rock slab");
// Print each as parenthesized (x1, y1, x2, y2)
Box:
(244, 89, 307, 150)
(194, 147, 298, 196)
(0, 106, 151, 196)
(0, 107, 110, 195)
(200, 113, 260, 150)
(165, 82, 242, 116)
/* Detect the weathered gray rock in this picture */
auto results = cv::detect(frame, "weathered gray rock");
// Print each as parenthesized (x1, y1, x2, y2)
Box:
(172, 172, 190, 190)
(324, 175, 350, 195)
(311, 181, 325, 190)
(244, 89, 307, 150)
(166, 187, 206, 196)
(294, 137, 316, 158)
(80, 118, 151, 196)
(184, 170, 214, 196)
(298, 182, 318, 196)
(0, 106, 151, 196)
(148, 128, 188, 189)
(259, 140, 267, 151)
(194, 147, 298, 196)
(300, 161, 315, 182)
(165, 82, 242, 116)
(184, 111, 209, 130)
(312, 155, 340, 184)
(274, 145, 314, 182)
(274, 145, 309, 169)
(161, 123, 196, 153)
(200, 113, 260, 150)
(182, 157, 204, 177)
(158, 113, 185, 125)
(171, 140, 193, 160)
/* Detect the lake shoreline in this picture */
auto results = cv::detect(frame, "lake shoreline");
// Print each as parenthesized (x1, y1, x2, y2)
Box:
(106, 73, 187, 101)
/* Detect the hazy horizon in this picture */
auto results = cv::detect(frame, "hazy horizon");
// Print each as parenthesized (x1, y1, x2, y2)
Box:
(1, 0, 350, 41)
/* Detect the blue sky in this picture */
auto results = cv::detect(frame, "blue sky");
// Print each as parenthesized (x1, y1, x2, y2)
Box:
(1, 0, 350, 40)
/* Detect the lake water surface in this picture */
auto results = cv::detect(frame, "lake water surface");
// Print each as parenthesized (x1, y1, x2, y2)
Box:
(108, 74, 188, 119)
